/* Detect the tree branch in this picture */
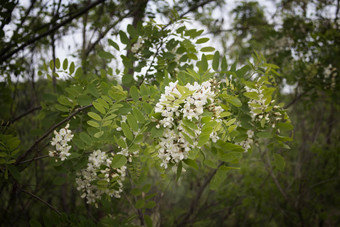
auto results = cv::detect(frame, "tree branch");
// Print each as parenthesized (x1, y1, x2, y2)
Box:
(176, 162, 223, 226)
(1, 106, 42, 127)
(20, 188, 62, 216)
(0, 0, 106, 64)
(16, 104, 93, 164)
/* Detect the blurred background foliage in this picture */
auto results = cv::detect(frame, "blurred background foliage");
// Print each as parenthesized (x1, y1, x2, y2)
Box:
(0, 0, 339, 226)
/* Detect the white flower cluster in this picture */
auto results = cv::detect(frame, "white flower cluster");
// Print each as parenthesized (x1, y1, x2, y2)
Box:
(155, 80, 222, 168)
(246, 82, 282, 128)
(238, 130, 254, 152)
(75, 150, 127, 205)
(49, 123, 73, 161)
(131, 37, 143, 53)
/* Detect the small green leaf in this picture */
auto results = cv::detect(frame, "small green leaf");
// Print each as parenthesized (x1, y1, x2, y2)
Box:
(244, 92, 259, 100)
(69, 62, 75, 74)
(257, 131, 272, 138)
(210, 165, 229, 190)
(135, 199, 145, 209)
(93, 101, 106, 114)
(196, 38, 209, 44)
(121, 122, 133, 140)
(108, 39, 120, 51)
(221, 56, 228, 71)
(94, 131, 104, 138)
(87, 120, 100, 128)
(63, 58, 68, 70)
(119, 31, 129, 44)
(212, 51, 220, 71)
(197, 134, 210, 147)
(111, 154, 127, 168)
(183, 159, 198, 169)
(77, 95, 92, 106)
(130, 86, 139, 102)
(176, 162, 182, 181)
(127, 114, 138, 132)
(274, 153, 285, 171)
(98, 51, 114, 59)
(223, 94, 242, 107)
(200, 47, 215, 52)
(55, 58, 60, 69)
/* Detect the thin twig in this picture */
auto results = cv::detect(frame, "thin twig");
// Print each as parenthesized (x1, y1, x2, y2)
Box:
(1, 106, 42, 127)
(16, 104, 93, 164)
(176, 162, 223, 226)
(0, 0, 106, 63)
(20, 188, 62, 215)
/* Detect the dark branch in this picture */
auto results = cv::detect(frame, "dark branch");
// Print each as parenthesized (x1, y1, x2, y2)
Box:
(1, 106, 42, 127)
(176, 162, 223, 226)
(0, 0, 106, 64)
(16, 104, 93, 164)
(20, 188, 62, 215)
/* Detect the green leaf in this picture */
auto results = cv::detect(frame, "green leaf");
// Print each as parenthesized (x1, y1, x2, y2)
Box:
(183, 159, 198, 169)
(49, 60, 54, 70)
(223, 94, 242, 107)
(69, 62, 75, 74)
(216, 140, 244, 152)
(197, 134, 210, 147)
(77, 95, 92, 106)
(274, 153, 285, 171)
(108, 39, 120, 51)
(127, 24, 137, 38)
(121, 122, 133, 140)
(93, 101, 106, 114)
(130, 86, 139, 102)
(200, 54, 208, 72)
(135, 199, 145, 209)
(111, 154, 127, 168)
(98, 51, 114, 59)
(277, 122, 293, 131)
(210, 165, 229, 190)
(133, 108, 145, 123)
(57, 96, 73, 107)
(212, 51, 220, 71)
(200, 47, 215, 52)
(257, 131, 273, 138)
(176, 162, 182, 181)
(196, 37, 209, 44)
(127, 114, 138, 132)
(244, 92, 259, 100)
(87, 120, 100, 128)
(7, 165, 21, 181)
(55, 58, 60, 69)
(218, 152, 242, 163)
(151, 126, 164, 138)
(54, 104, 69, 112)
(119, 31, 129, 44)
(221, 56, 228, 71)
(94, 131, 104, 138)
(79, 132, 92, 144)
(62, 58, 68, 70)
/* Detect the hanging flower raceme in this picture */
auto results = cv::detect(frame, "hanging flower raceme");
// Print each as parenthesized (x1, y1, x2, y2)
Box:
(245, 78, 284, 128)
(75, 147, 138, 205)
(155, 79, 223, 169)
(49, 123, 73, 161)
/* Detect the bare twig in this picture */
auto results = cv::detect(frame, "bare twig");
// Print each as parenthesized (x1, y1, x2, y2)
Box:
(1, 106, 42, 127)
(20, 188, 62, 215)
(16, 104, 93, 164)
(0, 0, 106, 63)
(176, 162, 223, 226)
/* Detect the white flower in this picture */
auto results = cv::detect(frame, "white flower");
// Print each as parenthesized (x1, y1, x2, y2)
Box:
(50, 124, 74, 161)
(155, 80, 222, 169)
